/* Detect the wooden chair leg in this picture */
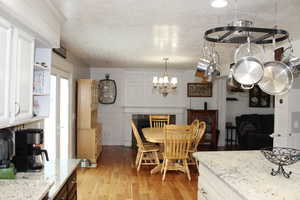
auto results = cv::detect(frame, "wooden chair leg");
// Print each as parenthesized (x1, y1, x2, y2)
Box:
(195, 158, 199, 172)
(154, 151, 160, 165)
(137, 152, 144, 172)
(187, 152, 194, 165)
(135, 150, 141, 166)
(188, 152, 199, 172)
(162, 159, 168, 181)
(161, 158, 165, 174)
(184, 159, 191, 181)
(152, 152, 155, 163)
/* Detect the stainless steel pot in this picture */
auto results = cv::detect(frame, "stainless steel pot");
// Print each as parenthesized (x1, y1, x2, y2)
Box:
(233, 38, 265, 89)
(282, 46, 300, 75)
(227, 67, 240, 88)
(196, 45, 221, 82)
(196, 58, 211, 72)
(258, 61, 294, 95)
(0, 129, 14, 168)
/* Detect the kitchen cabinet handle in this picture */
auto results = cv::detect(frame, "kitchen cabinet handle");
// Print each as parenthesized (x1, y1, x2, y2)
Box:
(15, 102, 20, 116)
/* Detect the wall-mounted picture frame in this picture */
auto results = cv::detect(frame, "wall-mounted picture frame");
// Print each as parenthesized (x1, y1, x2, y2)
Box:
(187, 83, 212, 97)
(249, 85, 270, 107)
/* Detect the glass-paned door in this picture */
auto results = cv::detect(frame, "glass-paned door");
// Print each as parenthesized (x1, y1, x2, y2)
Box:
(59, 77, 70, 160)
(44, 75, 57, 160)
(44, 69, 71, 160)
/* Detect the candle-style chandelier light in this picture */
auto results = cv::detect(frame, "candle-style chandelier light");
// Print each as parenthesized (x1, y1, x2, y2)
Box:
(152, 58, 178, 97)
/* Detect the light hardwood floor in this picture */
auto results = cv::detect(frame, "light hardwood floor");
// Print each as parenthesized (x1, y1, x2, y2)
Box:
(77, 146, 198, 200)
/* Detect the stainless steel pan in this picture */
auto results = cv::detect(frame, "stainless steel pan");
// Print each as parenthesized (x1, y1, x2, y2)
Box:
(233, 56, 264, 89)
(233, 38, 265, 89)
(258, 61, 293, 95)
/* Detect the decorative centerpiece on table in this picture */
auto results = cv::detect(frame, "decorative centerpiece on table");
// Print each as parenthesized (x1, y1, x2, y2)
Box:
(261, 147, 300, 178)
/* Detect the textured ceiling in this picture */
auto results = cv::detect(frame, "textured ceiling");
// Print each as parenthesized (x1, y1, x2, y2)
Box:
(52, 0, 300, 68)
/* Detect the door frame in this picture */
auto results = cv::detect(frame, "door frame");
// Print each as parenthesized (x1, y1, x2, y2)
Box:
(51, 66, 72, 159)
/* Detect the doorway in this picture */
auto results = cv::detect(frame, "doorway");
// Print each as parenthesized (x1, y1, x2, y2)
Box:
(44, 68, 71, 160)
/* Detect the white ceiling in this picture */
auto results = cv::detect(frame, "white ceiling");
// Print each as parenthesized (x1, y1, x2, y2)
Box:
(52, 0, 300, 69)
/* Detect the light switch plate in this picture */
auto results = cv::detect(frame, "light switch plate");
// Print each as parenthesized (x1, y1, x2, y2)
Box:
(291, 112, 300, 132)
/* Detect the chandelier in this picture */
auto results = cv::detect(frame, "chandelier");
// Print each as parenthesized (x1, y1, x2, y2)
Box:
(152, 58, 178, 97)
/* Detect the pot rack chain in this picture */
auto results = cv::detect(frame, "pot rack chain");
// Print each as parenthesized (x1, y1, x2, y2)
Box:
(274, 0, 278, 29)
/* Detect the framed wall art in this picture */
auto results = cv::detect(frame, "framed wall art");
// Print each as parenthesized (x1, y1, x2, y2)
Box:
(249, 85, 270, 107)
(187, 83, 212, 97)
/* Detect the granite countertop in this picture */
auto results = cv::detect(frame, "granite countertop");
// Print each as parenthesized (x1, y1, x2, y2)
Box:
(193, 151, 300, 200)
(0, 159, 80, 200)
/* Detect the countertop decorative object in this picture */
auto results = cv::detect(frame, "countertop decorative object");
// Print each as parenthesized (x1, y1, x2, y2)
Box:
(0, 159, 80, 200)
(98, 74, 117, 104)
(193, 151, 300, 200)
(261, 147, 300, 178)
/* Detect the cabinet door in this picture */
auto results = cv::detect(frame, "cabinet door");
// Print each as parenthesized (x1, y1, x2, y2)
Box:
(12, 29, 34, 120)
(0, 17, 12, 124)
(54, 183, 68, 200)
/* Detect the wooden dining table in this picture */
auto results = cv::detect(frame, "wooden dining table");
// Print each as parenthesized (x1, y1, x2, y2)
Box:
(143, 127, 165, 143)
(143, 127, 186, 143)
(142, 127, 190, 174)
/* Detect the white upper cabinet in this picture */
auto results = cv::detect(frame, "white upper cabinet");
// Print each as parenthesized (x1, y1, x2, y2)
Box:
(0, 0, 64, 48)
(0, 17, 12, 124)
(0, 13, 53, 129)
(11, 29, 34, 121)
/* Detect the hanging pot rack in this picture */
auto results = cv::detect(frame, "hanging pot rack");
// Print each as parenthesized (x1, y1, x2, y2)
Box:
(204, 26, 289, 44)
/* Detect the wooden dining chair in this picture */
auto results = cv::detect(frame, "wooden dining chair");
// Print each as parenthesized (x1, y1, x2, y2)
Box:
(161, 125, 193, 181)
(163, 124, 193, 134)
(191, 120, 200, 135)
(130, 120, 160, 172)
(149, 115, 170, 128)
(188, 120, 206, 170)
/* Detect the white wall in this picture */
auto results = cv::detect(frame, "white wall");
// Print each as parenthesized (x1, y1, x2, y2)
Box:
(226, 91, 274, 126)
(52, 52, 90, 158)
(90, 68, 125, 146)
(274, 39, 300, 149)
(90, 67, 227, 147)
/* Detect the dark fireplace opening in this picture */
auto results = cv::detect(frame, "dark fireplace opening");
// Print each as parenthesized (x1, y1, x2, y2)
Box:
(131, 114, 176, 149)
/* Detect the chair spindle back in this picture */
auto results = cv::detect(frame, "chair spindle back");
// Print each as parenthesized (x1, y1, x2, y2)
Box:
(164, 125, 192, 159)
(190, 121, 206, 152)
(131, 120, 144, 149)
(150, 115, 170, 128)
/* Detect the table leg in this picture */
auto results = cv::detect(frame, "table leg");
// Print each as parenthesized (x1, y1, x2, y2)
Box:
(150, 164, 162, 174)
(235, 129, 238, 145)
(150, 161, 186, 174)
(226, 128, 229, 146)
(230, 128, 233, 146)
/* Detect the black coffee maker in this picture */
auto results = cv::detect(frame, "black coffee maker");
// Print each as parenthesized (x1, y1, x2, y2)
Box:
(13, 129, 49, 172)
(0, 129, 16, 179)
(0, 129, 14, 168)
